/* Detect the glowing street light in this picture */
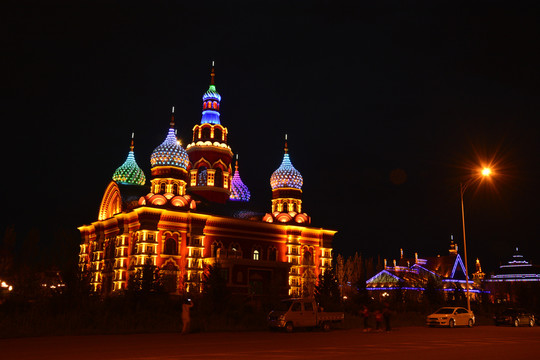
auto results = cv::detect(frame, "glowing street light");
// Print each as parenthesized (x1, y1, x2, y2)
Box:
(460, 167, 492, 312)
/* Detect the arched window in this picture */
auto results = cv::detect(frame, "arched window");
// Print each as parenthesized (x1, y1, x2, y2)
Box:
(211, 241, 222, 258)
(203, 102, 207, 109)
(253, 250, 260, 260)
(303, 250, 313, 265)
(201, 127, 211, 140)
(197, 167, 207, 186)
(207, 101, 212, 109)
(214, 127, 222, 141)
(282, 201, 289, 212)
(214, 168, 223, 188)
(160, 182, 166, 193)
(172, 183, 178, 195)
(212, 101, 218, 109)
(269, 247, 277, 261)
(163, 238, 177, 255)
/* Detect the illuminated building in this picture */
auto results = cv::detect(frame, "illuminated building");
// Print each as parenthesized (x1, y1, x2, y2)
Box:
(366, 240, 485, 301)
(78, 64, 336, 297)
(484, 247, 540, 303)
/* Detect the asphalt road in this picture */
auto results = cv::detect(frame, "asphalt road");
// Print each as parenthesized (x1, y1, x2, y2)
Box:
(2, 326, 539, 360)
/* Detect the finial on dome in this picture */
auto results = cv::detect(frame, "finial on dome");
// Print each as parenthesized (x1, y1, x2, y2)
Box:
(210, 61, 215, 85)
(130, 132, 135, 151)
(170, 106, 175, 128)
(284, 134, 288, 154)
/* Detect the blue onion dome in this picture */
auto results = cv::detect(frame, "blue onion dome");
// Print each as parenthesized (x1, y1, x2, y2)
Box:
(230, 157, 251, 202)
(200, 61, 221, 125)
(150, 107, 190, 169)
(270, 141, 303, 190)
(112, 133, 146, 185)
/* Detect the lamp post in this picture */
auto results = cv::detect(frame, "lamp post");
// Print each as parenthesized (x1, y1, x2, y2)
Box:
(460, 167, 491, 312)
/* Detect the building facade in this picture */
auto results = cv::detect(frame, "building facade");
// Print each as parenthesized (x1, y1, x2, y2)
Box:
(78, 65, 336, 297)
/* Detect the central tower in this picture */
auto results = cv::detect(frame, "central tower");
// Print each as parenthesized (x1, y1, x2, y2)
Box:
(186, 62, 233, 203)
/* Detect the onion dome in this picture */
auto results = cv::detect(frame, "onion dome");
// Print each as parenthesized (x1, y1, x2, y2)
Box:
(200, 61, 221, 125)
(150, 107, 190, 169)
(112, 133, 146, 186)
(270, 138, 303, 190)
(230, 156, 251, 202)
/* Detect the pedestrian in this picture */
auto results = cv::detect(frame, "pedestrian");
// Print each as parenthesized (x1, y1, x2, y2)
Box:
(374, 309, 383, 331)
(182, 298, 193, 334)
(360, 305, 370, 332)
(383, 302, 391, 332)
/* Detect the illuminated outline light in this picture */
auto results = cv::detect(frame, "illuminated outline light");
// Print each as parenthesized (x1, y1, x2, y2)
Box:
(270, 153, 303, 190)
(229, 167, 251, 202)
(113, 150, 146, 185)
(150, 128, 189, 169)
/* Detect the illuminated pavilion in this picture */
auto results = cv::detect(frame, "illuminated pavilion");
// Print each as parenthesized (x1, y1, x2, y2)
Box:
(78, 64, 336, 297)
(484, 247, 540, 302)
(366, 240, 486, 301)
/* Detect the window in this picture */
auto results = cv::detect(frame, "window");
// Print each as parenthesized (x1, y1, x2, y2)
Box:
(172, 183, 178, 194)
(197, 167, 207, 186)
(304, 302, 314, 311)
(160, 183, 166, 193)
(292, 302, 301, 312)
(163, 238, 177, 255)
(214, 127, 222, 141)
(269, 247, 277, 261)
(303, 251, 313, 265)
(253, 250, 260, 260)
(214, 168, 223, 188)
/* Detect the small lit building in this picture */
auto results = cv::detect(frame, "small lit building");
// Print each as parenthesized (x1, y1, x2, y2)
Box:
(484, 247, 540, 303)
(366, 240, 485, 301)
(78, 64, 336, 298)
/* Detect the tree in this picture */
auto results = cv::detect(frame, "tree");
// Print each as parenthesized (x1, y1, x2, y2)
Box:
(314, 267, 341, 311)
(423, 275, 444, 310)
(201, 263, 229, 313)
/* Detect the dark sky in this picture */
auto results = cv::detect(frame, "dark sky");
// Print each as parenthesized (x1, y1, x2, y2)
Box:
(2, 1, 539, 273)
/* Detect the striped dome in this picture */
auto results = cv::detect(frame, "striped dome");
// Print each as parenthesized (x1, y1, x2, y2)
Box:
(270, 151, 303, 190)
(150, 128, 189, 169)
(113, 149, 146, 185)
(230, 159, 250, 202)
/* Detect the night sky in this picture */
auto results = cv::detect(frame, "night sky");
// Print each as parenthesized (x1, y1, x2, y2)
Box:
(2, 1, 539, 273)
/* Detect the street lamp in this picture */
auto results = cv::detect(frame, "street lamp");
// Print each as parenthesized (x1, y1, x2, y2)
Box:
(460, 167, 491, 312)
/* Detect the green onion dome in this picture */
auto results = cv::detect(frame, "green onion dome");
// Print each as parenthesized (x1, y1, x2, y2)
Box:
(112, 135, 146, 186)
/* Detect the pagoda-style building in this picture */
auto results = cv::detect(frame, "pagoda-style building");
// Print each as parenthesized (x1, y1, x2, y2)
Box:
(484, 247, 540, 303)
(365, 239, 486, 302)
(78, 64, 336, 297)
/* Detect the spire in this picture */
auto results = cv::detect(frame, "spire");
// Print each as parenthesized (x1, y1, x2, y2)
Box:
(210, 60, 215, 85)
(201, 62, 221, 125)
(130, 132, 134, 152)
(170, 106, 175, 128)
(284, 134, 288, 154)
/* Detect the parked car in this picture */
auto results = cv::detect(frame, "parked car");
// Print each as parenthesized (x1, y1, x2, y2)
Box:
(494, 308, 535, 327)
(268, 298, 344, 332)
(426, 307, 475, 328)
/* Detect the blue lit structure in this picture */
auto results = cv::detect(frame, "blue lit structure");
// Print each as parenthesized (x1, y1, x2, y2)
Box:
(150, 108, 189, 170)
(200, 62, 221, 125)
(486, 247, 540, 282)
(270, 141, 303, 190)
(229, 156, 251, 202)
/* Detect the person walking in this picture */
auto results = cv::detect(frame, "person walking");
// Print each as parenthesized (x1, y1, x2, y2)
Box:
(181, 298, 193, 334)
(382, 302, 392, 332)
(374, 309, 383, 332)
(360, 305, 370, 332)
